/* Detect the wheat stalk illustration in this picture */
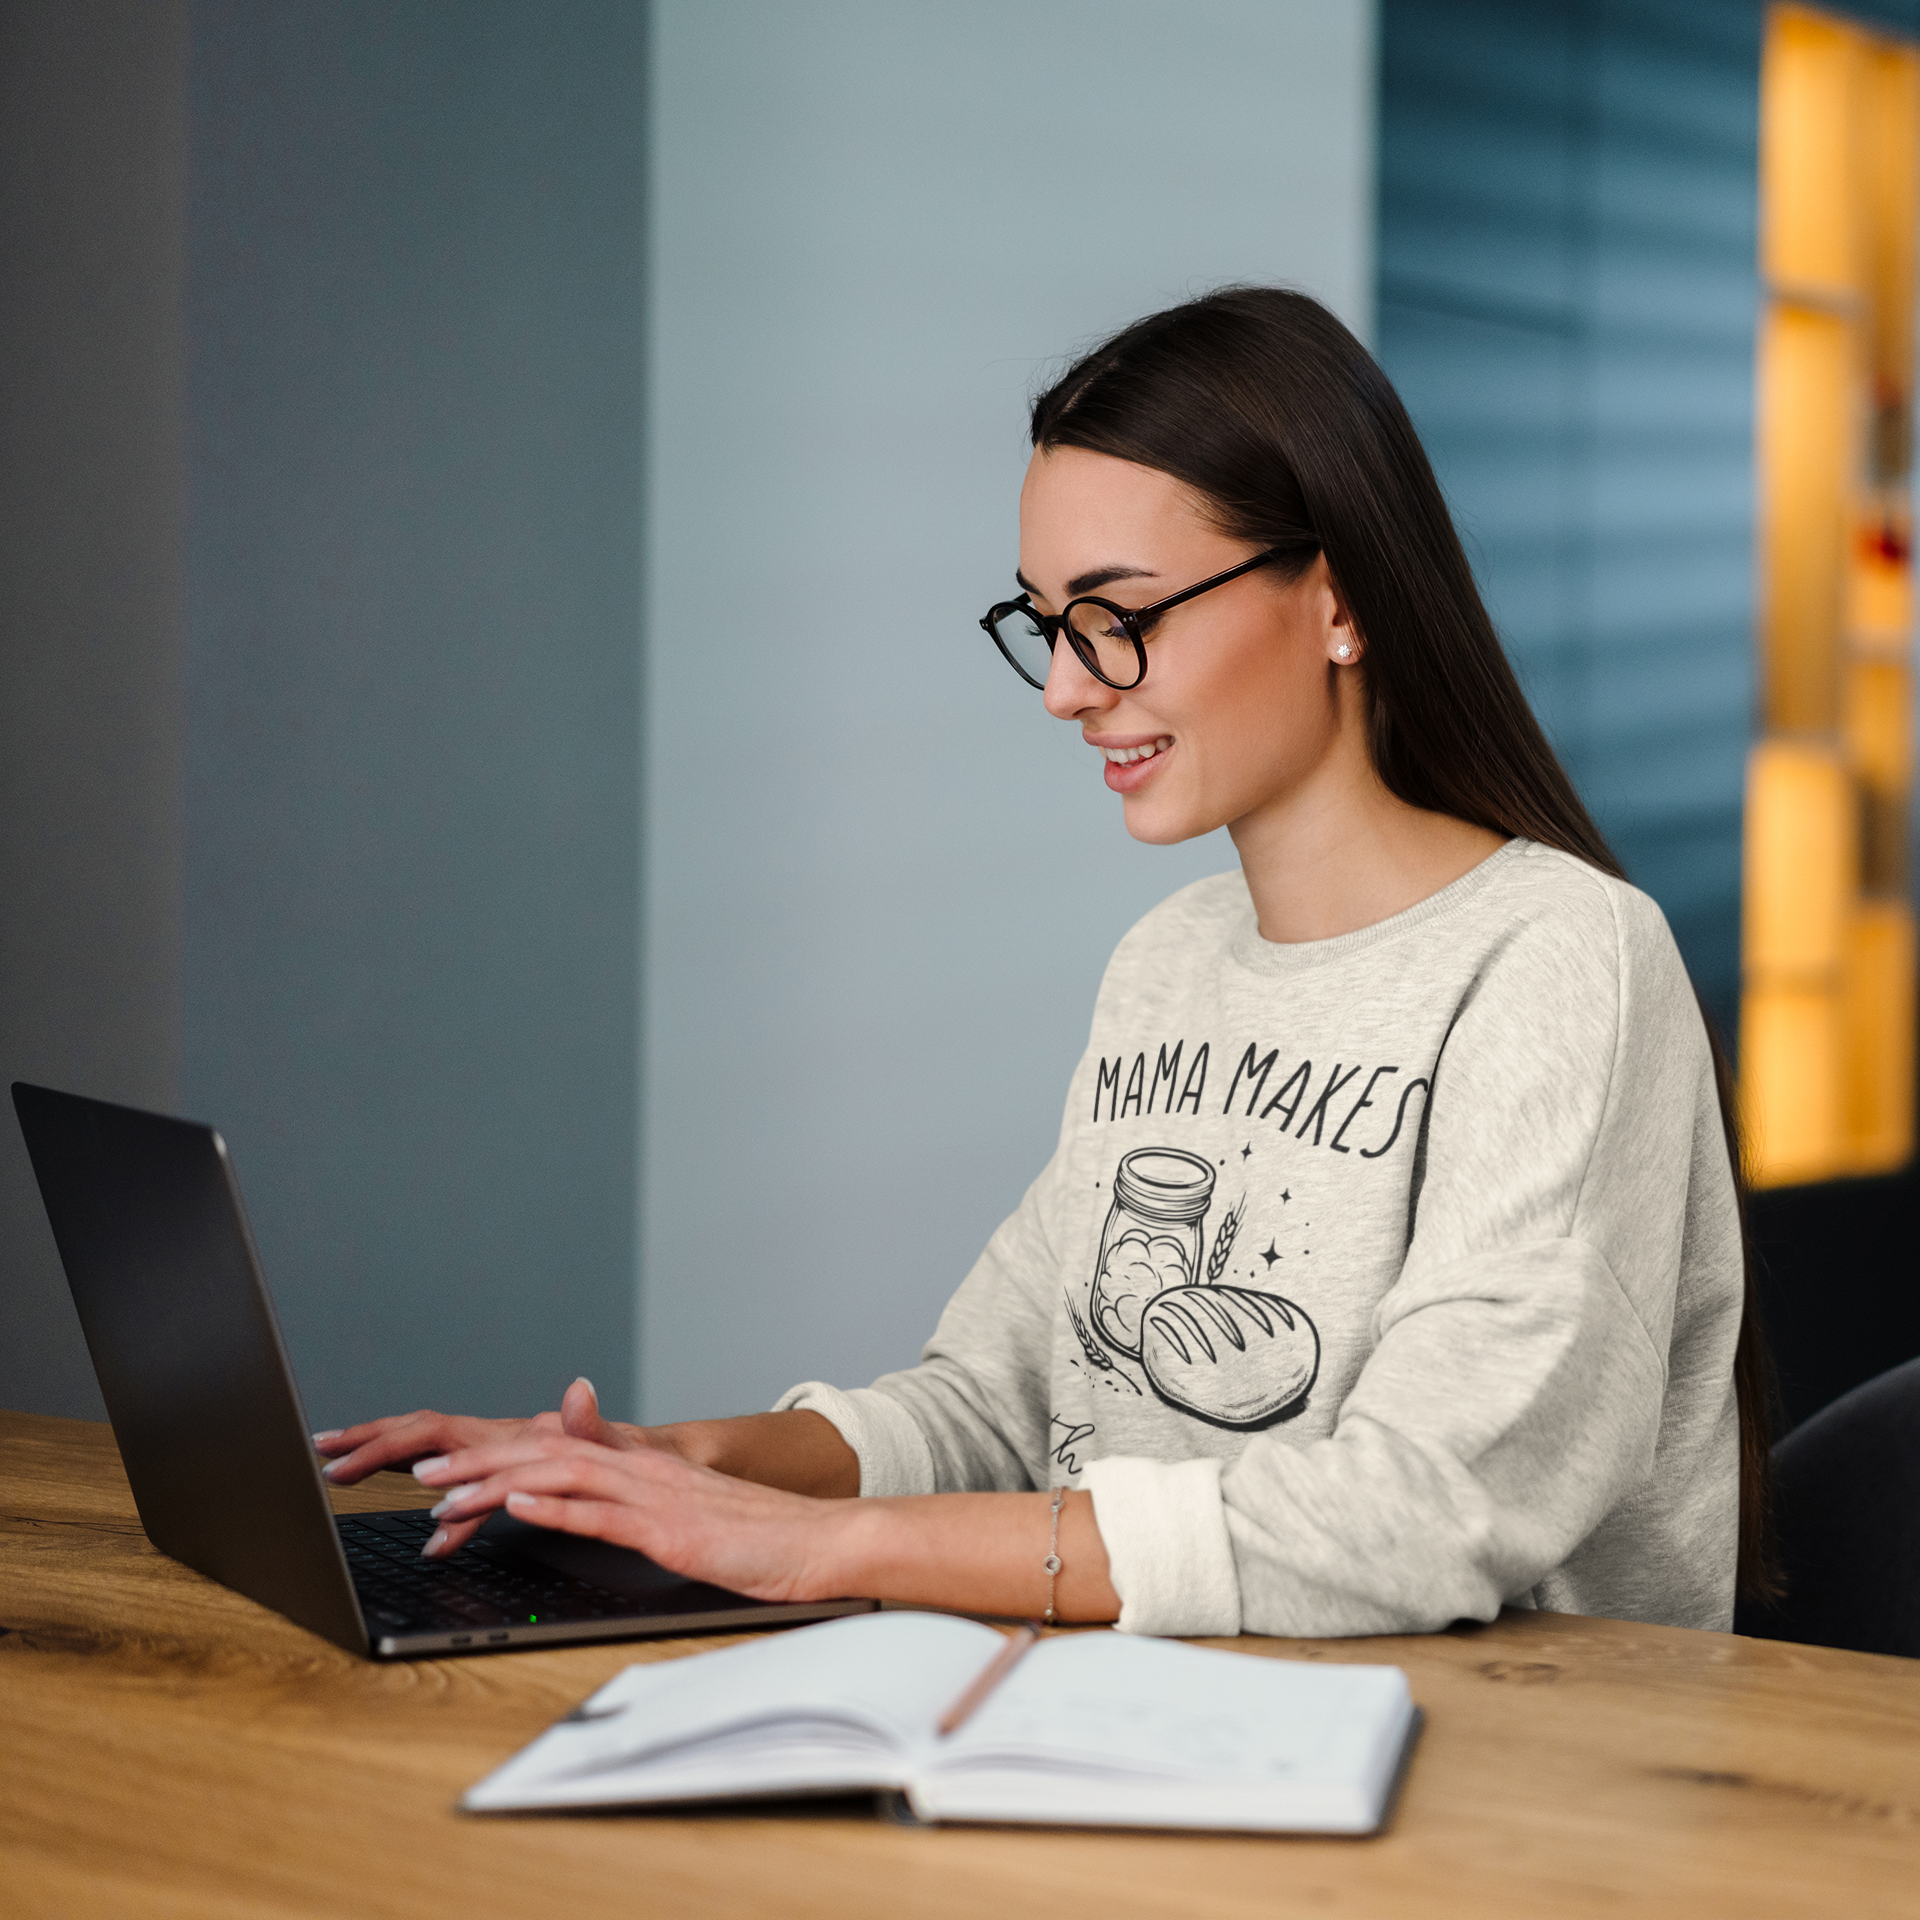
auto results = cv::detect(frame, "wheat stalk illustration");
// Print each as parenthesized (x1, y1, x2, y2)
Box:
(1065, 1292, 1141, 1394)
(1066, 1291, 1114, 1370)
(1206, 1195, 1246, 1282)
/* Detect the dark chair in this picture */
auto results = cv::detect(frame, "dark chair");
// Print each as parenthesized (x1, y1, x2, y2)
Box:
(1734, 1355, 1920, 1659)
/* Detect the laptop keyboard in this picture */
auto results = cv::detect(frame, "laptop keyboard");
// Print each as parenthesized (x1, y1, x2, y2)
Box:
(337, 1509, 636, 1636)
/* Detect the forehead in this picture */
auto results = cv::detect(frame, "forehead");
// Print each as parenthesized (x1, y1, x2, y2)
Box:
(1021, 449, 1198, 533)
(1018, 447, 1214, 556)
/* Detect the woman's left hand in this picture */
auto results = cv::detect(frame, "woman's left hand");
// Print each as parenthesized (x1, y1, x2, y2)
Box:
(412, 1432, 857, 1602)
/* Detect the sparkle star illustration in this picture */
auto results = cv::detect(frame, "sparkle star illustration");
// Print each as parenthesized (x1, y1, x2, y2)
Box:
(1280, 1189, 1292, 1203)
(1240, 1143, 1253, 1162)
(1261, 1242, 1281, 1269)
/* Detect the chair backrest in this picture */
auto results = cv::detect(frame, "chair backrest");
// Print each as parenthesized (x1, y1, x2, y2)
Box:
(1733, 1355, 1920, 1659)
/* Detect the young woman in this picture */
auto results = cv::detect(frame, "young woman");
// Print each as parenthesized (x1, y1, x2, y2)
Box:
(318, 288, 1771, 1635)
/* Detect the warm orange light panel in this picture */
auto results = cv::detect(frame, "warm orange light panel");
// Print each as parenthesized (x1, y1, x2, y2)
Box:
(1762, 7, 1864, 295)
(1743, 739, 1856, 979)
(1742, 982, 1845, 1185)
(1843, 658, 1915, 794)
(1758, 304, 1856, 732)
(1862, 43, 1920, 399)
(1841, 900, 1917, 1169)
(1846, 531, 1912, 646)
(1749, 6, 1916, 1186)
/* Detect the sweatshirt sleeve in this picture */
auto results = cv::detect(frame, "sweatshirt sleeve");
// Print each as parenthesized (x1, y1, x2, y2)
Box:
(1086, 877, 1721, 1637)
(775, 1156, 1064, 1496)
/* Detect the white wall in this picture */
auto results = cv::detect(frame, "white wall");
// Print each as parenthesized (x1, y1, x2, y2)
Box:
(641, 0, 1377, 1419)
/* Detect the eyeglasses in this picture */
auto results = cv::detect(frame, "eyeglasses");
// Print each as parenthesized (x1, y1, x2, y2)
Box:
(979, 547, 1288, 691)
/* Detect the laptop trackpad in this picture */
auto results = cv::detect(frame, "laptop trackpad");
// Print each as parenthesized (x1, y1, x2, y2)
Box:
(475, 1509, 758, 1607)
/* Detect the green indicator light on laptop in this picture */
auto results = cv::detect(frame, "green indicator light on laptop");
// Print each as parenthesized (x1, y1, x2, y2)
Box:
(529, 1614, 538, 1624)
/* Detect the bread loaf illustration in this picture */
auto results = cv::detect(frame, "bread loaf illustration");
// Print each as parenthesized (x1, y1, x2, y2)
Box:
(1139, 1285, 1319, 1430)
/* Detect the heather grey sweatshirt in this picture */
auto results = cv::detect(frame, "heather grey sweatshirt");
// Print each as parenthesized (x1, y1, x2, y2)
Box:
(779, 840, 1743, 1637)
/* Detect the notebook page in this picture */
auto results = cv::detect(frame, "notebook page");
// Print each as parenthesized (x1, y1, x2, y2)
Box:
(464, 1611, 1003, 1811)
(915, 1635, 1413, 1832)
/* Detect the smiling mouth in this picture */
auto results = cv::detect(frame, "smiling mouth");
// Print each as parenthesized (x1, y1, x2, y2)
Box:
(1101, 736, 1173, 765)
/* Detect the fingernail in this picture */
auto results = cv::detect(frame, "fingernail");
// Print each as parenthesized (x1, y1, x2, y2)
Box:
(506, 1491, 537, 1513)
(312, 1429, 343, 1446)
(412, 1456, 450, 1482)
(321, 1459, 346, 1479)
(421, 1528, 450, 1558)
(577, 1377, 597, 1401)
(428, 1485, 477, 1518)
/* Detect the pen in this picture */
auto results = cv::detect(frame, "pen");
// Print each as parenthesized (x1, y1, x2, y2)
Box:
(935, 1621, 1042, 1737)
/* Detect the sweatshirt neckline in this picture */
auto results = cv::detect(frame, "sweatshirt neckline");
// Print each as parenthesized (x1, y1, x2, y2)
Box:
(1227, 837, 1531, 975)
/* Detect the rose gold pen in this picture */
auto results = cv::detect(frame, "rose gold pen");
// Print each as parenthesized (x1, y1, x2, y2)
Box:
(935, 1622, 1042, 1737)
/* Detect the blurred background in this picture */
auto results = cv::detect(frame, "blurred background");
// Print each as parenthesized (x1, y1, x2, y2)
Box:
(2, 0, 1913, 1442)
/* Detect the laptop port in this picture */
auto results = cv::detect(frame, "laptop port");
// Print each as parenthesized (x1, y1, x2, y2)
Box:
(451, 1635, 471, 1647)
(489, 1631, 509, 1642)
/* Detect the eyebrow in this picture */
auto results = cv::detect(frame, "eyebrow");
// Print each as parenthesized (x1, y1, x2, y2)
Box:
(1015, 563, 1160, 601)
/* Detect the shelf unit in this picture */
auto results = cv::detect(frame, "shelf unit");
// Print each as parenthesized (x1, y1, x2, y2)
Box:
(1744, 2, 1919, 1184)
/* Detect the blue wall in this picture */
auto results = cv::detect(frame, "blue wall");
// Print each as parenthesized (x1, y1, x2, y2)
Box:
(639, 0, 1378, 1421)
(1378, 0, 1764, 1040)
(1848, 1, 1920, 37)
(182, 2, 646, 1427)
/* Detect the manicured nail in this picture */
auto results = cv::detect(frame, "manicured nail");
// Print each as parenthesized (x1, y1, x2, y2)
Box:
(506, 1491, 537, 1514)
(428, 1485, 477, 1518)
(312, 1429, 343, 1446)
(321, 1459, 347, 1479)
(575, 1376, 597, 1401)
(421, 1528, 451, 1558)
(412, 1456, 450, 1482)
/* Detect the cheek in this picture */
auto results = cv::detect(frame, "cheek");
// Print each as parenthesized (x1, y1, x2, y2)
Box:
(1182, 621, 1328, 779)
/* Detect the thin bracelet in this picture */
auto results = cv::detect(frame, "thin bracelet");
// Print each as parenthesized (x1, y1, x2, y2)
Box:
(1043, 1485, 1065, 1625)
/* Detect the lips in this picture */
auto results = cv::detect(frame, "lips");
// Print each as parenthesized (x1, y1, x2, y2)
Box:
(1100, 735, 1172, 766)
(1098, 736, 1173, 794)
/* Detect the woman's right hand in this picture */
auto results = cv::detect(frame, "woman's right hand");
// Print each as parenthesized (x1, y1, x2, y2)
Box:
(314, 1378, 673, 1555)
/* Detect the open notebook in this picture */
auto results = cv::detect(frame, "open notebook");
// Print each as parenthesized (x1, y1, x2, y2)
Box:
(464, 1612, 1420, 1833)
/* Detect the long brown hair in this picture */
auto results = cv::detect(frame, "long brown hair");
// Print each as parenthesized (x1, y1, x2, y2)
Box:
(1032, 286, 1776, 1599)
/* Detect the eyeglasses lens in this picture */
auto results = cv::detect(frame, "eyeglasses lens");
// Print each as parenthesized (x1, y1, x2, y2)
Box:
(1065, 601, 1144, 688)
(989, 607, 1054, 688)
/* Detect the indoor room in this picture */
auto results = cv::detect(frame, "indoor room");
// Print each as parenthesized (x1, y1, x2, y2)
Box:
(3, 3, 1915, 1913)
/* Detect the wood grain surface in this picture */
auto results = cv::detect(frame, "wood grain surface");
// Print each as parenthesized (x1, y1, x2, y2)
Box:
(3, 1408, 1917, 1919)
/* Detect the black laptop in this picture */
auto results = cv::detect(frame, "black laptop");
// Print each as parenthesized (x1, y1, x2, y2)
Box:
(12, 1081, 876, 1658)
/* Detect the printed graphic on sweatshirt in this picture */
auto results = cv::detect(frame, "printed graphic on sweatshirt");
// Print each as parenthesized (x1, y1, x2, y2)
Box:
(1049, 1416, 1096, 1475)
(1090, 1038, 1430, 1161)
(1068, 1145, 1320, 1433)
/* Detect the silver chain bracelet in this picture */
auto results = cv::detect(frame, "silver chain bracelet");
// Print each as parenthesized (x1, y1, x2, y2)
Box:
(1042, 1485, 1065, 1625)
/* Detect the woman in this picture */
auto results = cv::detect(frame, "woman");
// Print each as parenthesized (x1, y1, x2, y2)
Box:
(318, 288, 1771, 1635)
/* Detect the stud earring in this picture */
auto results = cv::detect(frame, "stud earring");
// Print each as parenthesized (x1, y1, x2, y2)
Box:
(1335, 642, 1352, 660)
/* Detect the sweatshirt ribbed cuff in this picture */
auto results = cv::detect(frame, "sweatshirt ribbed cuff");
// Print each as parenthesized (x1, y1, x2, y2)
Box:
(771, 1381, 938, 1497)
(1082, 1455, 1242, 1637)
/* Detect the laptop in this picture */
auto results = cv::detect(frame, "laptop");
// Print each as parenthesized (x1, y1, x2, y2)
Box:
(11, 1081, 878, 1658)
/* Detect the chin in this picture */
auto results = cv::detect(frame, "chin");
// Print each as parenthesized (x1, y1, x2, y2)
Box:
(1122, 796, 1216, 847)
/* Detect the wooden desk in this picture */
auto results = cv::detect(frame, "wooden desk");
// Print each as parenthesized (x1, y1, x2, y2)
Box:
(3, 1410, 1916, 1919)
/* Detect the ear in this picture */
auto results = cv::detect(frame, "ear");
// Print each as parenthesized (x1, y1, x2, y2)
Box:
(1324, 568, 1363, 666)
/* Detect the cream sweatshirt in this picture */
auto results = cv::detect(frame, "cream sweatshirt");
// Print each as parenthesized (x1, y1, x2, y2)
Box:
(779, 840, 1743, 1637)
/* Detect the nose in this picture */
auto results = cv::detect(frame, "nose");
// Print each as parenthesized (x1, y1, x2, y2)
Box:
(1042, 634, 1119, 722)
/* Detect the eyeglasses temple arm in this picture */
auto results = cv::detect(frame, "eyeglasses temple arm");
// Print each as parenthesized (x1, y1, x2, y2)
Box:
(1126, 545, 1299, 626)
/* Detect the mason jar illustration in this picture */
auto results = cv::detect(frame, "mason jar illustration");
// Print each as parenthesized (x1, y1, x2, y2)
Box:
(1089, 1148, 1217, 1359)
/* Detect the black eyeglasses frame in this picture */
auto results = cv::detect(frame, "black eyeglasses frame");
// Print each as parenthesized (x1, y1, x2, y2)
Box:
(978, 545, 1296, 691)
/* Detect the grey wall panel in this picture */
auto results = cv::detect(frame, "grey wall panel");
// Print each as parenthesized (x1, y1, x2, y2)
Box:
(182, 2, 646, 1428)
(0, 0, 188, 1419)
(640, 0, 1379, 1423)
